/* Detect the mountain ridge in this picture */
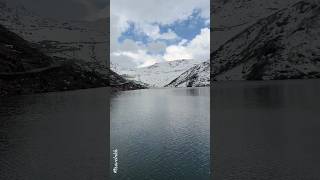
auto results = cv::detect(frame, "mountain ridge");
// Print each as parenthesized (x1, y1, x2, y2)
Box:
(0, 24, 144, 96)
(211, 0, 303, 51)
(165, 61, 210, 87)
(113, 59, 205, 87)
(211, 0, 320, 81)
(0, 0, 108, 64)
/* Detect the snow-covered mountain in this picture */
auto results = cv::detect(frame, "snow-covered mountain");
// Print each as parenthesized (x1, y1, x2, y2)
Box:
(0, 0, 107, 63)
(211, 0, 320, 81)
(166, 61, 210, 87)
(110, 62, 134, 75)
(211, 0, 303, 51)
(114, 59, 205, 87)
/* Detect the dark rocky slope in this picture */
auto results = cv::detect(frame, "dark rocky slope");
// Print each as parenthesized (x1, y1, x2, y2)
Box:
(165, 61, 210, 87)
(0, 24, 144, 96)
(211, 0, 302, 51)
(0, 23, 52, 72)
(211, 0, 320, 81)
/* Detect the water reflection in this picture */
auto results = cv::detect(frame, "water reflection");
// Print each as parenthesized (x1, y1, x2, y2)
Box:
(111, 87, 210, 180)
(0, 88, 109, 180)
(243, 83, 285, 108)
(212, 80, 320, 180)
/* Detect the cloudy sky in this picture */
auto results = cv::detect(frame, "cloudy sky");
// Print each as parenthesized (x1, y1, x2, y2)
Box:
(111, 0, 210, 69)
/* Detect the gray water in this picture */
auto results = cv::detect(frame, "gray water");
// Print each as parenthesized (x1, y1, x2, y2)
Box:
(110, 87, 210, 180)
(212, 79, 320, 180)
(0, 88, 109, 180)
(3, 80, 317, 180)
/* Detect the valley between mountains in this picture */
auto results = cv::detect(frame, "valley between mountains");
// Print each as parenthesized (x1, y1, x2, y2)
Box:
(113, 0, 320, 87)
(1, 0, 320, 95)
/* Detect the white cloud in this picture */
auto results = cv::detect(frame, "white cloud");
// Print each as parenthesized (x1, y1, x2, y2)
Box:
(112, 50, 162, 68)
(163, 46, 193, 61)
(205, 19, 210, 26)
(164, 28, 210, 61)
(156, 29, 179, 40)
(111, 0, 209, 25)
(147, 41, 167, 54)
(112, 28, 210, 66)
(136, 24, 179, 40)
(178, 39, 188, 46)
(110, 0, 210, 68)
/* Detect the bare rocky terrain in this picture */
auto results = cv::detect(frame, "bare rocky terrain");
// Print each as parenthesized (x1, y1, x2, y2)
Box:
(0, 24, 145, 96)
(211, 1, 320, 81)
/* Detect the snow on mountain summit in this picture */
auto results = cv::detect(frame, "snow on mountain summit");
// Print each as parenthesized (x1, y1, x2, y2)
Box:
(115, 59, 206, 87)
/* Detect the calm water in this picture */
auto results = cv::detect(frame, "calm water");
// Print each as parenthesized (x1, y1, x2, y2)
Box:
(0, 88, 109, 180)
(3, 80, 318, 180)
(110, 87, 210, 180)
(212, 79, 320, 180)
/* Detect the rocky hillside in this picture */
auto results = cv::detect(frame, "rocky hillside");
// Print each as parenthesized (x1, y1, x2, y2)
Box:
(211, 1, 320, 81)
(0, 23, 52, 72)
(0, 0, 107, 63)
(211, 0, 303, 51)
(166, 61, 210, 87)
(0, 24, 144, 96)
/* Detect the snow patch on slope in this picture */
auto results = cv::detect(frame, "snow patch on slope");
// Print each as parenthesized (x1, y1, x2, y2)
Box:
(212, 0, 320, 81)
(166, 61, 210, 87)
(211, 0, 303, 51)
(113, 59, 205, 87)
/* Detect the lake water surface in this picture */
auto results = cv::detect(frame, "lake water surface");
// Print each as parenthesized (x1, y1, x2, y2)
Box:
(212, 80, 320, 180)
(3, 79, 317, 180)
(0, 88, 109, 180)
(111, 87, 210, 180)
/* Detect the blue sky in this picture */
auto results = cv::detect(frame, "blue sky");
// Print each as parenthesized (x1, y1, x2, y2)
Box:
(111, 0, 210, 68)
(118, 10, 209, 46)
(158, 10, 209, 40)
